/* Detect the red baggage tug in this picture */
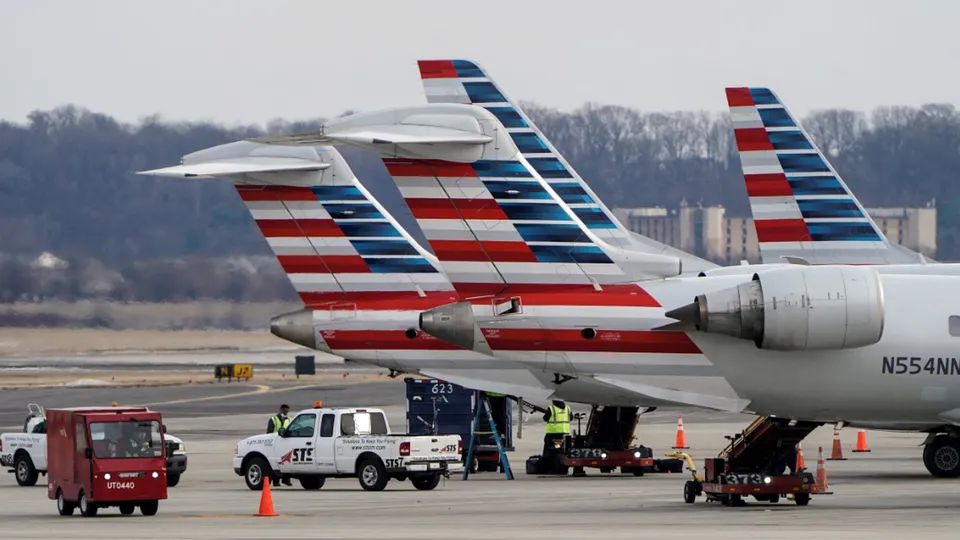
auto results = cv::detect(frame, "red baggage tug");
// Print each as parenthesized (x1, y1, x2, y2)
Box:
(47, 407, 168, 517)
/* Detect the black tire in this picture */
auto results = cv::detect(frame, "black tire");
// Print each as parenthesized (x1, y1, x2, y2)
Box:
(243, 456, 270, 491)
(411, 473, 441, 491)
(794, 493, 810, 506)
(140, 500, 159, 516)
(299, 476, 325, 490)
(119, 503, 135, 515)
(357, 458, 389, 491)
(166, 474, 180, 487)
(78, 490, 97, 517)
(630, 468, 645, 477)
(14, 453, 39, 487)
(923, 435, 960, 478)
(56, 489, 75, 516)
(683, 480, 697, 504)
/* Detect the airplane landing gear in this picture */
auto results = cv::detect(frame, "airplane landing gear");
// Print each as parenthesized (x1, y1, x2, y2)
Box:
(923, 434, 960, 478)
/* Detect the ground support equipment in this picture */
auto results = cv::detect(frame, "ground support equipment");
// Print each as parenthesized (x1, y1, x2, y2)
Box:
(677, 416, 830, 506)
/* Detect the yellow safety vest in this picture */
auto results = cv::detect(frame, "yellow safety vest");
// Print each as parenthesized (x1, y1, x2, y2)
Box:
(545, 405, 571, 434)
(125, 439, 146, 457)
(271, 415, 291, 432)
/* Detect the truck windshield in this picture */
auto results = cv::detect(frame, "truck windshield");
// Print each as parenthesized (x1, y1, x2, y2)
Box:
(89, 420, 162, 459)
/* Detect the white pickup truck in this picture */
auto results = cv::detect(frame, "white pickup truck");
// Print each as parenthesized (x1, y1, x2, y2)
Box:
(0, 404, 188, 487)
(233, 406, 463, 492)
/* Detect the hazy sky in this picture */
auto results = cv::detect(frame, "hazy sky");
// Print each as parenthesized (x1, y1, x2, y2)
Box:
(3, 0, 958, 126)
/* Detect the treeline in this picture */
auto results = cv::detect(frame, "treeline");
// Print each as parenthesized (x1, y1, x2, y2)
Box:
(1, 101, 959, 303)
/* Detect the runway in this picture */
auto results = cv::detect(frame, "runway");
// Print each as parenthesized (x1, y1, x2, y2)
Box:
(0, 382, 956, 539)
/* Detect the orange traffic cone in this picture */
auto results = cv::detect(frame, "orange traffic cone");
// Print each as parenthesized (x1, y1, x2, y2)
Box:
(827, 427, 846, 460)
(796, 442, 806, 470)
(672, 414, 689, 449)
(816, 446, 828, 491)
(255, 480, 279, 517)
(852, 429, 871, 453)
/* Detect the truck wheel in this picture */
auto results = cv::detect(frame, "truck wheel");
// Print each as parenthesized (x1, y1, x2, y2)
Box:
(358, 458, 389, 491)
(166, 474, 180, 487)
(119, 503, 135, 515)
(140, 500, 159, 516)
(78, 490, 98, 517)
(794, 493, 810, 506)
(56, 489, 75, 516)
(299, 477, 325, 490)
(14, 453, 39, 486)
(243, 456, 270, 491)
(410, 473, 441, 491)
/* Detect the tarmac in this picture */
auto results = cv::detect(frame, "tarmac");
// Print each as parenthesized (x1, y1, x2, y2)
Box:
(1, 379, 959, 539)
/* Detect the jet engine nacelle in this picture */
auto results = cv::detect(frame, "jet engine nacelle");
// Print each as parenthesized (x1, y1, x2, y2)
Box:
(670, 265, 885, 351)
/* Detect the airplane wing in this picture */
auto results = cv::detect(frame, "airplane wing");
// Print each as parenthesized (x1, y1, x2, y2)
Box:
(593, 376, 752, 413)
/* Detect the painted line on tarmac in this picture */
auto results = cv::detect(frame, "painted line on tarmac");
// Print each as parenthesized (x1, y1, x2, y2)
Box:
(137, 383, 333, 407)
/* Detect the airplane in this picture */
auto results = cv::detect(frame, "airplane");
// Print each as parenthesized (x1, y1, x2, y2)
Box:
(138, 60, 769, 410)
(137, 140, 720, 407)
(143, 60, 960, 478)
(238, 62, 960, 479)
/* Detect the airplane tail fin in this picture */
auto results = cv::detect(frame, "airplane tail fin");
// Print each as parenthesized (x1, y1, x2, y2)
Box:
(138, 141, 457, 309)
(418, 59, 717, 273)
(383, 149, 681, 299)
(726, 87, 929, 265)
(234, 103, 682, 299)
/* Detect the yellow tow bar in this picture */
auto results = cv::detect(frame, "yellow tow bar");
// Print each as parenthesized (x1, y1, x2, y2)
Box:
(665, 452, 704, 483)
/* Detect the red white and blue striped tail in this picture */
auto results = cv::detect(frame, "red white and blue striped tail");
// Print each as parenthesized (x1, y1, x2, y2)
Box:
(726, 87, 928, 265)
(138, 142, 459, 310)
(382, 149, 682, 300)
(416, 58, 716, 274)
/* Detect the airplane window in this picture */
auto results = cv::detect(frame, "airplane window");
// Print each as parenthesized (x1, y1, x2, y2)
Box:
(949, 316, 960, 337)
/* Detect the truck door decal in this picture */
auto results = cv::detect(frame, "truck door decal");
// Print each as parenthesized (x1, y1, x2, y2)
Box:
(278, 447, 314, 465)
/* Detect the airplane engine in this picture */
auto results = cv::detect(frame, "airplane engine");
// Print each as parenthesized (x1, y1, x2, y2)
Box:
(419, 301, 483, 351)
(668, 266, 885, 351)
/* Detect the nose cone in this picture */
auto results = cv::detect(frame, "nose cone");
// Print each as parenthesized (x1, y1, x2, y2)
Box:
(270, 308, 327, 352)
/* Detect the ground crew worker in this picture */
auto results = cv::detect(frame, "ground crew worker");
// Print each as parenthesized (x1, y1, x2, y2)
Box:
(126, 427, 152, 457)
(266, 404, 292, 434)
(542, 399, 571, 455)
(266, 405, 293, 486)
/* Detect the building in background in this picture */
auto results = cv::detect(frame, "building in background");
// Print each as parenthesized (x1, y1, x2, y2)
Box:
(614, 200, 937, 265)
